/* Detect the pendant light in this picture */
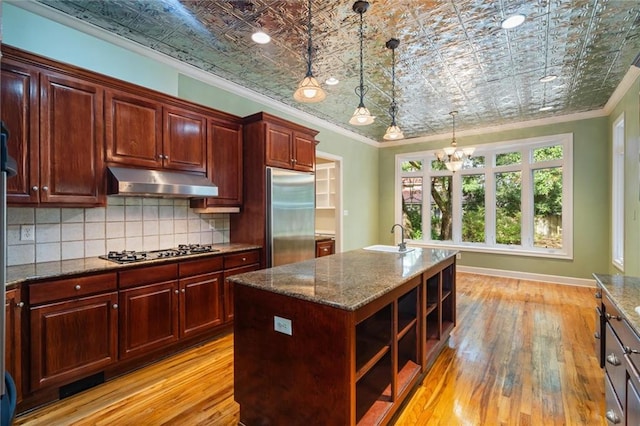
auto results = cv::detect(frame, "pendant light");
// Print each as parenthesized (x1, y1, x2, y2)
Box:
(294, 0, 326, 103)
(436, 111, 475, 172)
(383, 38, 403, 140)
(349, 1, 375, 126)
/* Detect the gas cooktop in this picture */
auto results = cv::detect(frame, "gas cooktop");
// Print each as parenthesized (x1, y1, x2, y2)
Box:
(99, 244, 219, 264)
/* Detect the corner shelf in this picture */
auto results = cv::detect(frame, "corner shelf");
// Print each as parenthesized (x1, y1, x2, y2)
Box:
(316, 162, 336, 208)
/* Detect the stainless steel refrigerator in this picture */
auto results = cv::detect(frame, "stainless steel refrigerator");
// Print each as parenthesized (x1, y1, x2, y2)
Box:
(265, 167, 315, 267)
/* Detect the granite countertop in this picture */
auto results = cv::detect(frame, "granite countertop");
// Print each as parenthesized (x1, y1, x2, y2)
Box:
(594, 273, 640, 336)
(228, 247, 457, 311)
(6, 243, 261, 286)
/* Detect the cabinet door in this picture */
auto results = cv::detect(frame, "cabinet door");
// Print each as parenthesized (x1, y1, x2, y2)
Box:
(204, 119, 243, 206)
(40, 71, 104, 205)
(30, 292, 118, 390)
(163, 106, 207, 173)
(265, 124, 294, 169)
(293, 131, 316, 172)
(223, 264, 260, 323)
(105, 89, 163, 168)
(1, 59, 39, 204)
(5, 289, 23, 402)
(119, 281, 179, 360)
(316, 240, 335, 258)
(180, 271, 224, 338)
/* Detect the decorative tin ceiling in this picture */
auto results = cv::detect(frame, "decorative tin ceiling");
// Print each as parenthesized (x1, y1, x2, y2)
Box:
(34, 0, 640, 142)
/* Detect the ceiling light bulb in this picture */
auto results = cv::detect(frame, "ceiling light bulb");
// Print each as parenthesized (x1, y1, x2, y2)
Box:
(443, 146, 456, 156)
(462, 147, 475, 157)
(501, 14, 525, 29)
(325, 77, 339, 86)
(383, 125, 404, 140)
(539, 105, 554, 111)
(539, 75, 557, 83)
(349, 106, 375, 126)
(294, 76, 326, 103)
(251, 31, 271, 44)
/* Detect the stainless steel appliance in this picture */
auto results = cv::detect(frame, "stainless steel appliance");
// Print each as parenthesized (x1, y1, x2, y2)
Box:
(266, 167, 315, 267)
(99, 244, 219, 264)
(106, 166, 218, 198)
(1, 122, 18, 425)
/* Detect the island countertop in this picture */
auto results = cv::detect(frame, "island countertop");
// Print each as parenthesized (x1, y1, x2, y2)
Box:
(594, 273, 640, 336)
(228, 247, 457, 311)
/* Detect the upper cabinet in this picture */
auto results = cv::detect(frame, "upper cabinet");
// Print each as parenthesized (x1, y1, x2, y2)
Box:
(244, 112, 318, 173)
(1, 51, 104, 207)
(105, 91, 207, 174)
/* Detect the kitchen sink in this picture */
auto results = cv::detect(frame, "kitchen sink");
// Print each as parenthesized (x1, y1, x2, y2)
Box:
(363, 245, 415, 254)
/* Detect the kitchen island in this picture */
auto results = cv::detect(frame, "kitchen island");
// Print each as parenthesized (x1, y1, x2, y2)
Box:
(229, 247, 457, 425)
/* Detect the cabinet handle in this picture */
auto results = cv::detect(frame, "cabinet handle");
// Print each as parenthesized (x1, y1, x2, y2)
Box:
(624, 346, 640, 354)
(158, 154, 164, 159)
(181, 289, 185, 293)
(605, 409, 621, 424)
(42, 186, 48, 192)
(164, 155, 169, 160)
(323, 248, 328, 252)
(174, 289, 179, 294)
(242, 257, 246, 262)
(606, 313, 622, 321)
(112, 304, 118, 309)
(16, 301, 24, 308)
(291, 158, 296, 164)
(594, 332, 600, 340)
(32, 186, 38, 192)
(606, 353, 621, 366)
(595, 291, 602, 299)
(74, 284, 81, 291)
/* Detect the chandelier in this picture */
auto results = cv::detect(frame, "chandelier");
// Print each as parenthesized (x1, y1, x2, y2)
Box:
(383, 38, 403, 140)
(293, 0, 326, 103)
(349, 1, 374, 126)
(436, 111, 475, 172)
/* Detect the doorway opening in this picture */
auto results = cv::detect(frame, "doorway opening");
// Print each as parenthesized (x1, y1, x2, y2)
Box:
(316, 151, 343, 253)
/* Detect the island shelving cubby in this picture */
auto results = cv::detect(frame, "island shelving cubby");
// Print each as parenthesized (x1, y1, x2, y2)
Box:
(231, 248, 457, 426)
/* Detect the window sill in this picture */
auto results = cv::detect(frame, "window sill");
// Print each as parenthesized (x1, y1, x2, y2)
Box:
(410, 241, 573, 260)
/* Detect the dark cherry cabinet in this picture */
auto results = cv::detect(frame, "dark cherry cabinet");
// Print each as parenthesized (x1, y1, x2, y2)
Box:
(222, 250, 261, 323)
(315, 239, 335, 258)
(2, 48, 104, 206)
(5, 288, 24, 403)
(191, 116, 243, 209)
(105, 89, 163, 168)
(163, 105, 207, 173)
(28, 273, 118, 391)
(262, 120, 316, 172)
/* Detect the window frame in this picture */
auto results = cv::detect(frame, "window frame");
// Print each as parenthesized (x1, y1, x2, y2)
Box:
(395, 133, 573, 259)
(612, 113, 625, 271)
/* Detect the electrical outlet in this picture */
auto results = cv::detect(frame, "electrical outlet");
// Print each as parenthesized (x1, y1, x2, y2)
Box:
(20, 225, 35, 241)
(274, 316, 292, 336)
(456, 253, 461, 260)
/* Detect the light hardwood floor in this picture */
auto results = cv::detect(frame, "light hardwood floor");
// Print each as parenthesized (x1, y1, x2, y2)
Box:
(14, 273, 605, 425)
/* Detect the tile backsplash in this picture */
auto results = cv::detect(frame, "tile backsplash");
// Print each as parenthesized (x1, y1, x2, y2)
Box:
(7, 197, 230, 266)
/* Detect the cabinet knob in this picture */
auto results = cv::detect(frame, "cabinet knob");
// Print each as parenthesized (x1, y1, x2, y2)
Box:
(112, 304, 118, 309)
(16, 301, 24, 308)
(606, 313, 622, 321)
(595, 291, 602, 299)
(42, 186, 49, 192)
(158, 154, 164, 159)
(323, 248, 328, 252)
(594, 332, 600, 340)
(605, 409, 621, 424)
(32, 186, 38, 192)
(624, 346, 640, 355)
(74, 284, 81, 291)
(291, 158, 297, 164)
(164, 155, 169, 160)
(174, 289, 179, 294)
(181, 288, 185, 293)
(242, 257, 246, 262)
(606, 353, 621, 366)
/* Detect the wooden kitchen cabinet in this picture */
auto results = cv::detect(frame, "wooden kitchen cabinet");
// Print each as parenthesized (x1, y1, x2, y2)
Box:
(29, 273, 118, 391)
(191, 116, 243, 209)
(223, 250, 261, 323)
(315, 239, 335, 257)
(2, 47, 104, 206)
(162, 105, 207, 173)
(178, 257, 224, 338)
(5, 288, 24, 403)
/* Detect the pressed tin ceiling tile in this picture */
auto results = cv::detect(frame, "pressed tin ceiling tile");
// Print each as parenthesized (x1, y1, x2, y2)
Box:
(33, 0, 640, 143)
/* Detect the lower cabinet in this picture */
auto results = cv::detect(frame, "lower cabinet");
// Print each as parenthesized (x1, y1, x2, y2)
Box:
(315, 239, 335, 258)
(223, 250, 261, 323)
(28, 273, 118, 391)
(5, 288, 24, 403)
(179, 257, 225, 338)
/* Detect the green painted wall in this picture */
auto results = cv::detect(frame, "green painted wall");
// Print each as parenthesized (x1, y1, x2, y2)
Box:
(608, 74, 640, 276)
(379, 117, 610, 279)
(3, 3, 380, 252)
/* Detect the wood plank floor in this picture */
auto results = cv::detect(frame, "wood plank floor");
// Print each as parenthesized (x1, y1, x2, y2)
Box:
(14, 273, 605, 425)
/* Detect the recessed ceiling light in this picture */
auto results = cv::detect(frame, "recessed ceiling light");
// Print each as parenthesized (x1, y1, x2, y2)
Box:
(501, 14, 525, 29)
(325, 77, 339, 86)
(539, 106, 554, 111)
(539, 75, 557, 83)
(251, 31, 271, 44)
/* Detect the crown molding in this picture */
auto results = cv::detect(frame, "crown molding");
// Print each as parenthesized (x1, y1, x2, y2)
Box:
(8, 0, 379, 148)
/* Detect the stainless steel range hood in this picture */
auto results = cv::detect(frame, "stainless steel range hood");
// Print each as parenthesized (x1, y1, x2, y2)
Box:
(107, 167, 218, 198)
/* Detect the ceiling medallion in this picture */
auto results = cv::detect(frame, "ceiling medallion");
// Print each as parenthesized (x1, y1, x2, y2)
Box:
(293, 0, 326, 103)
(383, 38, 403, 140)
(436, 111, 475, 172)
(349, 1, 375, 126)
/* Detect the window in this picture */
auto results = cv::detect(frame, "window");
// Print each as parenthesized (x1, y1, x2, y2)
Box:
(612, 114, 624, 270)
(396, 134, 573, 258)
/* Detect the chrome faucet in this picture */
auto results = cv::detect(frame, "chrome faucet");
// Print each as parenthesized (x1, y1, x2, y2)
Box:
(390, 224, 407, 252)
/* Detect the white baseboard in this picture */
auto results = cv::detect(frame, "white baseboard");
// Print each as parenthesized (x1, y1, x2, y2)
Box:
(457, 265, 596, 288)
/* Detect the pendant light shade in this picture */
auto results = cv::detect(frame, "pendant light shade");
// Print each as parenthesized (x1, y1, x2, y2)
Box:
(383, 38, 403, 140)
(294, 0, 326, 103)
(349, 1, 374, 126)
(437, 111, 475, 172)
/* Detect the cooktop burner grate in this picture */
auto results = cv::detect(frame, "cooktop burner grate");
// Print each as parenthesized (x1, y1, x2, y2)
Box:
(99, 244, 219, 264)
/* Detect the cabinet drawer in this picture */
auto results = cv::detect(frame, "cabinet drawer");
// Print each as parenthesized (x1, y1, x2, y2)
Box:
(224, 250, 259, 269)
(605, 323, 626, 406)
(316, 240, 334, 258)
(179, 256, 224, 277)
(29, 272, 117, 305)
(119, 263, 178, 289)
(605, 373, 624, 425)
